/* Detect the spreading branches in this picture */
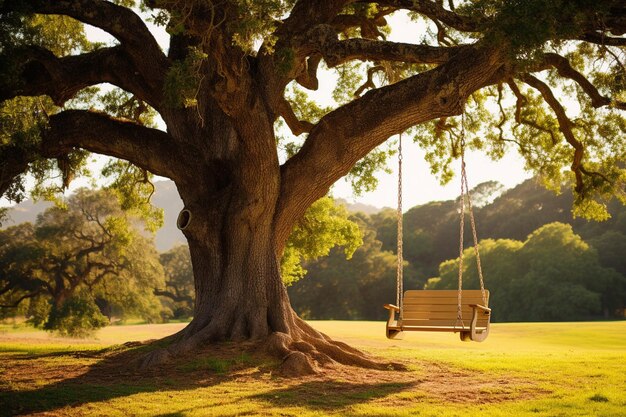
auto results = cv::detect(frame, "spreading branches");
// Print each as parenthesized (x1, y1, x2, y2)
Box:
(43, 110, 181, 180)
(543, 53, 622, 109)
(276, 45, 505, 249)
(0, 46, 159, 107)
(303, 24, 465, 68)
(520, 74, 586, 193)
(359, 0, 479, 32)
(6, 0, 168, 91)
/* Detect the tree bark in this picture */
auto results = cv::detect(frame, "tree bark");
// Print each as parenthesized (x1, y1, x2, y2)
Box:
(138, 112, 393, 375)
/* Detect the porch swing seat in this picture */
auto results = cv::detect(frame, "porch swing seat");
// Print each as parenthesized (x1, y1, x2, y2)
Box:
(384, 289, 491, 342)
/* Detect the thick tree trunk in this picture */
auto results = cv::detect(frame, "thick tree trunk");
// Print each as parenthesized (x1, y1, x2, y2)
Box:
(134, 97, 399, 375)
(139, 172, 393, 374)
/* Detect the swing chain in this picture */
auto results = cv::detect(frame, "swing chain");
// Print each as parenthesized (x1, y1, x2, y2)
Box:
(456, 114, 488, 328)
(396, 133, 404, 313)
(457, 131, 466, 326)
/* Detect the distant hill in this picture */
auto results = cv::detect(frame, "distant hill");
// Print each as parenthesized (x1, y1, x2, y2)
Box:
(334, 198, 385, 215)
(2, 199, 52, 226)
(10, 178, 618, 255)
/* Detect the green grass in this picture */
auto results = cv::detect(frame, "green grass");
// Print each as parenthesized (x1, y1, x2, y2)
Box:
(1, 321, 625, 416)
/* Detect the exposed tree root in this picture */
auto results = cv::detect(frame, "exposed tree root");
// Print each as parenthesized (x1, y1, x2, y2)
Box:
(136, 318, 405, 376)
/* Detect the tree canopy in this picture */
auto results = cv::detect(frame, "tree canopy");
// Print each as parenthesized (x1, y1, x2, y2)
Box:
(1, 0, 625, 373)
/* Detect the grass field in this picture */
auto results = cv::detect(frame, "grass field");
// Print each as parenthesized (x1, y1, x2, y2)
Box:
(0, 320, 625, 416)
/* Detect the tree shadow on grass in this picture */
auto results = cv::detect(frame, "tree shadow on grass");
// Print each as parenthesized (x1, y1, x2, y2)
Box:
(0, 342, 414, 416)
(250, 381, 415, 411)
(1, 345, 159, 416)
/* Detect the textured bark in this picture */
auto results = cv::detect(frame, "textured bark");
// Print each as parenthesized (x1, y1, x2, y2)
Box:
(134, 107, 395, 373)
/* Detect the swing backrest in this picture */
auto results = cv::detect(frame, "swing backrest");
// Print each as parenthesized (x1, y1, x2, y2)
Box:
(402, 289, 490, 328)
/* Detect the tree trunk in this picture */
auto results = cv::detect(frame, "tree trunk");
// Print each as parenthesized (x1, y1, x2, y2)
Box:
(139, 160, 393, 374)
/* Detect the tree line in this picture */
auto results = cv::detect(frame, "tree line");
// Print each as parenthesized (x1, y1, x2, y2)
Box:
(2, 178, 625, 336)
(289, 179, 626, 322)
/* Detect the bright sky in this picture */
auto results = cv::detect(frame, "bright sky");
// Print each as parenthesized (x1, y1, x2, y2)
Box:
(321, 12, 531, 208)
(3, 8, 532, 210)
(332, 142, 529, 209)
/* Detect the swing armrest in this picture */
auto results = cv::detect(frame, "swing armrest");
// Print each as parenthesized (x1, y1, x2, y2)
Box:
(469, 304, 491, 314)
(383, 304, 400, 312)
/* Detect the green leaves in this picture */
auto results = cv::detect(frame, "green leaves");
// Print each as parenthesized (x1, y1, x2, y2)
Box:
(163, 47, 207, 108)
(0, 188, 165, 334)
(101, 160, 164, 232)
(281, 197, 363, 285)
(462, 0, 608, 60)
(430, 222, 623, 321)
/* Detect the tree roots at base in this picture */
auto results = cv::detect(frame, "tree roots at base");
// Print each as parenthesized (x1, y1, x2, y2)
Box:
(135, 321, 406, 377)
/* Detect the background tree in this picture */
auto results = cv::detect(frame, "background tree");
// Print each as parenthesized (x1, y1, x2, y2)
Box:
(289, 212, 419, 320)
(429, 222, 624, 321)
(281, 197, 362, 285)
(0, 0, 625, 372)
(0, 188, 165, 334)
(157, 244, 195, 320)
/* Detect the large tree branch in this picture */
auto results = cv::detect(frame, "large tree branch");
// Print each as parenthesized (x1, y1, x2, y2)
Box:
(42, 110, 182, 180)
(0, 289, 42, 309)
(154, 288, 193, 304)
(358, 0, 479, 32)
(305, 25, 466, 67)
(0, 46, 160, 107)
(4, 0, 168, 96)
(578, 33, 626, 47)
(275, 45, 506, 249)
(520, 74, 585, 193)
(542, 53, 626, 109)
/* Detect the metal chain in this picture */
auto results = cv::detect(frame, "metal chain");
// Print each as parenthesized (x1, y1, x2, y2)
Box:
(464, 159, 488, 306)
(457, 113, 488, 322)
(456, 132, 466, 327)
(396, 133, 404, 313)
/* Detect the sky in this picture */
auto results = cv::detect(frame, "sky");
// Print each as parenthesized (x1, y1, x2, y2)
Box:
(305, 12, 532, 209)
(3, 7, 532, 210)
(331, 142, 529, 209)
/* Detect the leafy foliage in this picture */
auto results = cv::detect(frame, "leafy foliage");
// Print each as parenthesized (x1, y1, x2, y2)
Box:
(0, 188, 165, 335)
(281, 197, 362, 285)
(429, 222, 624, 321)
(45, 295, 109, 337)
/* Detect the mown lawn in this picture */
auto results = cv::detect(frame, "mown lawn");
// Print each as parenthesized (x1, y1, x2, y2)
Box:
(0, 320, 624, 416)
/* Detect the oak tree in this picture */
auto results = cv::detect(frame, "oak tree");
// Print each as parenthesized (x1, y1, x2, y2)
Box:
(0, 188, 165, 334)
(1, 0, 625, 373)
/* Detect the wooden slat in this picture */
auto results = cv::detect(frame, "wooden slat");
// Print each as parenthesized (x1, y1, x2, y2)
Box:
(403, 304, 474, 312)
(402, 318, 489, 327)
(403, 297, 486, 305)
(404, 290, 488, 298)
(403, 310, 475, 320)
(398, 325, 488, 332)
(402, 290, 489, 305)
(404, 304, 472, 314)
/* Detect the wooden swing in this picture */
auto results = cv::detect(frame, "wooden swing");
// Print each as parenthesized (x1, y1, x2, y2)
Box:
(384, 123, 492, 342)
